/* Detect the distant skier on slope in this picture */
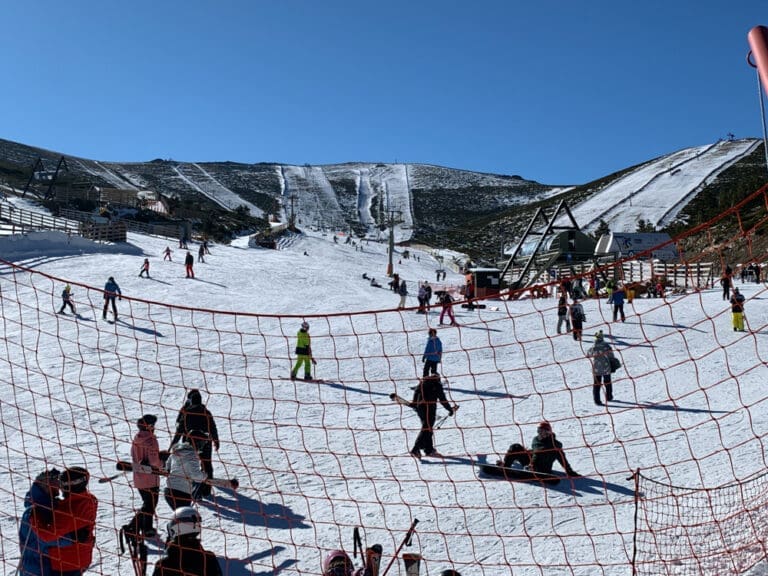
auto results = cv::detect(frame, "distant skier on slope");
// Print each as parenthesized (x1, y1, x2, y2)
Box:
(291, 321, 317, 381)
(58, 284, 76, 315)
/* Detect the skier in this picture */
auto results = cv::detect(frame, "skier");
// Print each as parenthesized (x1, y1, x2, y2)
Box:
(37, 467, 98, 576)
(58, 284, 76, 315)
(183, 250, 194, 278)
(721, 269, 732, 300)
(163, 246, 172, 261)
(569, 298, 585, 341)
(18, 468, 62, 576)
(129, 414, 162, 538)
(139, 258, 150, 278)
(422, 328, 443, 378)
(169, 390, 220, 497)
(152, 506, 222, 576)
(556, 293, 570, 334)
(164, 435, 208, 509)
(730, 287, 746, 331)
(408, 375, 455, 458)
(586, 330, 617, 405)
(322, 549, 354, 576)
(438, 291, 457, 326)
(290, 321, 317, 381)
(198, 244, 205, 263)
(498, 421, 580, 477)
(609, 282, 626, 322)
(417, 283, 427, 314)
(102, 276, 122, 321)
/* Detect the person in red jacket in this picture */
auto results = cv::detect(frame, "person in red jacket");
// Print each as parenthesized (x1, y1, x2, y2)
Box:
(34, 467, 98, 576)
(129, 414, 163, 538)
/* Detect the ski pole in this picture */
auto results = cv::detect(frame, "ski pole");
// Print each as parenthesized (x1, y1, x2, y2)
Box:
(353, 526, 364, 568)
(380, 518, 418, 576)
(98, 473, 121, 483)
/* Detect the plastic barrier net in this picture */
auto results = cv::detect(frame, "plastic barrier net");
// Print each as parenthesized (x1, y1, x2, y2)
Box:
(0, 185, 767, 575)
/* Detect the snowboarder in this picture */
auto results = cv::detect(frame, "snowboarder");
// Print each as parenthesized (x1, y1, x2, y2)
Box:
(498, 421, 580, 477)
(169, 390, 220, 498)
(102, 276, 122, 320)
(185, 251, 195, 278)
(164, 435, 207, 509)
(291, 321, 317, 381)
(556, 294, 570, 334)
(407, 375, 455, 458)
(152, 506, 223, 576)
(730, 287, 746, 331)
(422, 328, 443, 378)
(569, 298, 585, 341)
(586, 330, 617, 405)
(128, 414, 162, 538)
(139, 258, 150, 278)
(163, 246, 172, 261)
(58, 284, 76, 315)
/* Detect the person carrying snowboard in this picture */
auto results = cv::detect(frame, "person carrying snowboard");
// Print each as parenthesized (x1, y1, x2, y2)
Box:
(58, 284, 76, 315)
(498, 421, 579, 477)
(153, 506, 222, 576)
(291, 321, 316, 381)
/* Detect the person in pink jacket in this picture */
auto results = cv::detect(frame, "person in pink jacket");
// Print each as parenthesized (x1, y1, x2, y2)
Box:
(129, 414, 163, 537)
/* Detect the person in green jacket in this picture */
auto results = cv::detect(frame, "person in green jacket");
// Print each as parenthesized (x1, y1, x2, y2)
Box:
(291, 322, 316, 380)
(498, 421, 580, 476)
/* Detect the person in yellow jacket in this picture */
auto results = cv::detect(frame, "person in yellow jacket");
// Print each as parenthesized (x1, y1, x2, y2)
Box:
(291, 322, 316, 380)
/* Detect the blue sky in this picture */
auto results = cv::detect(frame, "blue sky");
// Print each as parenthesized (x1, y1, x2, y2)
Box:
(2, 1, 765, 184)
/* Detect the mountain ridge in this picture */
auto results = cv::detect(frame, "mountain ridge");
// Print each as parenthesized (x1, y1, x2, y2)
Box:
(0, 136, 765, 261)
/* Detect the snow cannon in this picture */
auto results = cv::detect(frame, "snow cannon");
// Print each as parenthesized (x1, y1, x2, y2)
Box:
(747, 25, 768, 95)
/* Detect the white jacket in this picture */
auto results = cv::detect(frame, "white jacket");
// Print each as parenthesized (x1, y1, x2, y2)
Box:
(165, 441, 207, 495)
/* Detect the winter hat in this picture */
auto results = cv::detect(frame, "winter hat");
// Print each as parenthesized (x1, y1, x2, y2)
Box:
(137, 414, 157, 429)
(60, 466, 89, 493)
(537, 421, 552, 431)
(187, 389, 202, 406)
(595, 330, 604, 341)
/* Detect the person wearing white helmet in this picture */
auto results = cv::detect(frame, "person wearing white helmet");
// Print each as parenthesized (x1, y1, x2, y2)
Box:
(152, 506, 222, 576)
(290, 321, 317, 381)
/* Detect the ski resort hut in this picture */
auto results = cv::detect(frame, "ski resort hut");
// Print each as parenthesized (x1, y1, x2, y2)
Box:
(594, 232, 678, 261)
(468, 267, 501, 299)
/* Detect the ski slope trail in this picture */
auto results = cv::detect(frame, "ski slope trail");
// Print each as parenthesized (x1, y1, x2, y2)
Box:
(557, 139, 758, 233)
(281, 165, 346, 230)
(172, 163, 262, 216)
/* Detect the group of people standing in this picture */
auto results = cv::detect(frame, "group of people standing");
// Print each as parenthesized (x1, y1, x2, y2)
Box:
(19, 390, 223, 575)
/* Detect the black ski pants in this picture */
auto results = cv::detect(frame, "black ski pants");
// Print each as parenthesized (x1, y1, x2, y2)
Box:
(412, 406, 437, 455)
(593, 374, 613, 405)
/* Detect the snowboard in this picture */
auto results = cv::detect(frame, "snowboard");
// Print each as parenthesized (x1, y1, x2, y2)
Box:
(478, 462, 561, 485)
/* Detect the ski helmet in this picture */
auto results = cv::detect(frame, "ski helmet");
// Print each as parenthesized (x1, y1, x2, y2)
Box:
(322, 550, 353, 576)
(60, 466, 89, 493)
(440, 570, 462, 576)
(301, 321, 310, 330)
(167, 506, 201, 540)
(595, 330, 604, 341)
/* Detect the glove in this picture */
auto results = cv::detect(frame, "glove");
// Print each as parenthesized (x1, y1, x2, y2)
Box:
(389, 393, 396, 399)
(214, 441, 220, 451)
(311, 358, 317, 365)
(422, 357, 426, 363)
